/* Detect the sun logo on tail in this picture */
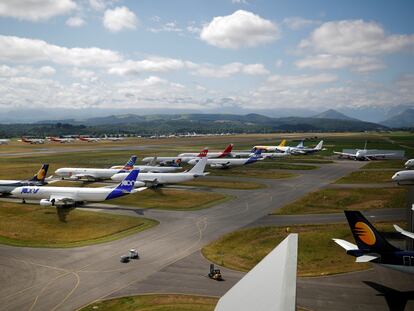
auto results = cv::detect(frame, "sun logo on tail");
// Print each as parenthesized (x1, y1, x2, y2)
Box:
(354, 221, 376, 245)
(36, 169, 46, 180)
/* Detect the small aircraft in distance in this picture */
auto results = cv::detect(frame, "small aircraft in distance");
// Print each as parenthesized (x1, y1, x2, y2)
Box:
(48, 136, 75, 143)
(0, 139, 10, 145)
(79, 136, 100, 142)
(0, 164, 49, 195)
(334, 141, 395, 161)
(103, 134, 124, 141)
(333, 210, 414, 274)
(178, 144, 233, 159)
(20, 137, 45, 144)
(55, 155, 138, 181)
(405, 159, 414, 169)
(142, 148, 208, 166)
(111, 155, 208, 186)
(12, 169, 144, 207)
(188, 150, 263, 169)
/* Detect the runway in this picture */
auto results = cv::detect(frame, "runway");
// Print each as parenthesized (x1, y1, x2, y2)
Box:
(0, 160, 412, 311)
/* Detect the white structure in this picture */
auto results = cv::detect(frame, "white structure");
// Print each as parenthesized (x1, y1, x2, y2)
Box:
(215, 234, 298, 311)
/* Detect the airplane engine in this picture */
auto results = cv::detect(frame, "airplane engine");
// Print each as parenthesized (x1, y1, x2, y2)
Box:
(40, 199, 53, 206)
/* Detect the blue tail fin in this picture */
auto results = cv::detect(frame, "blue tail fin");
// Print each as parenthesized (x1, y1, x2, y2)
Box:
(246, 149, 262, 164)
(122, 155, 137, 170)
(29, 164, 49, 183)
(106, 169, 140, 200)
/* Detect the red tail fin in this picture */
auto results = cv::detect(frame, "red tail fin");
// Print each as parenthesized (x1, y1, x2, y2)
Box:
(218, 144, 233, 158)
(197, 148, 209, 158)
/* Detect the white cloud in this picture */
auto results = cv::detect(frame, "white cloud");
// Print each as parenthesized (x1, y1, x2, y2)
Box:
(0, 65, 55, 77)
(108, 57, 185, 75)
(0, 35, 122, 67)
(89, 0, 108, 11)
(66, 16, 85, 27)
(200, 10, 279, 49)
(296, 54, 385, 72)
(266, 73, 337, 88)
(275, 59, 283, 68)
(148, 21, 182, 33)
(0, 0, 76, 21)
(103, 6, 138, 32)
(299, 20, 414, 55)
(191, 62, 269, 78)
(283, 17, 320, 30)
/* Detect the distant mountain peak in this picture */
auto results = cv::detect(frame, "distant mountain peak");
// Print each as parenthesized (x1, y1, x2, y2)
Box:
(313, 109, 358, 121)
(382, 108, 414, 128)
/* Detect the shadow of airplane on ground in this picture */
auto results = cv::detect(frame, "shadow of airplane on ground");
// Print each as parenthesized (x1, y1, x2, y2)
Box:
(364, 281, 414, 311)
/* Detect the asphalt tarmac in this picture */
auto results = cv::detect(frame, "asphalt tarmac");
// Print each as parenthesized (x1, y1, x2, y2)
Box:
(0, 160, 412, 311)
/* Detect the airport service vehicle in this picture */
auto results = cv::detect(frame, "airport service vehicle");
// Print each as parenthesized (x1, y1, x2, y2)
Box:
(20, 137, 45, 144)
(11, 169, 143, 206)
(405, 159, 414, 169)
(208, 264, 223, 281)
(188, 150, 263, 169)
(0, 139, 10, 145)
(333, 211, 414, 274)
(334, 142, 395, 160)
(111, 156, 208, 186)
(48, 137, 75, 143)
(178, 144, 233, 159)
(142, 148, 208, 165)
(79, 136, 100, 142)
(252, 139, 286, 152)
(392, 170, 414, 184)
(55, 155, 137, 181)
(0, 164, 49, 194)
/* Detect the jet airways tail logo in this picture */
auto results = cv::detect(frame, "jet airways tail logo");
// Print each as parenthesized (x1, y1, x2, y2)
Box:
(36, 169, 46, 180)
(354, 221, 376, 245)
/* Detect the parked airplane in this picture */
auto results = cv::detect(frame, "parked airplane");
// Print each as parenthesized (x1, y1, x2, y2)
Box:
(392, 170, 414, 184)
(277, 140, 324, 155)
(188, 150, 263, 169)
(405, 159, 414, 169)
(333, 210, 414, 274)
(334, 142, 395, 161)
(20, 137, 45, 144)
(111, 156, 208, 186)
(0, 139, 10, 145)
(55, 155, 137, 181)
(110, 158, 182, 173)
(103, 134, 124, 141)
(79, 136, 100, 142)
(394, 225, 414, 240)
(178, 144, 233, 159)
(48, 136, 75, 143)
(0, 164, 49, 194)
(142, 148, 208, 165)
(252, 139, 286, 152)
(11, 169, 143, 206)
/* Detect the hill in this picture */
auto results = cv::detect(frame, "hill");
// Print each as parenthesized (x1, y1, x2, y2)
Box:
(381, 108, 414, 128)
(312, 109, 358, 121)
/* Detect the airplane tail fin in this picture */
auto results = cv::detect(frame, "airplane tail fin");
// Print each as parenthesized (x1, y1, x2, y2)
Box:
(219, 144, 233, 158)
(278, 139, 286, 147)
(29, 164, 49, 183)
(115, 169, 139, 193)
(189, 156, 208, 175)
(315, 140, 324, 150)
(197, 147, 209, 158)
(148, 156, 157, 166)
(344, 211, 399, 253)
(122, 155, 137, 170)
(296, 139, 304, 148)
(245, 149, 262, 164)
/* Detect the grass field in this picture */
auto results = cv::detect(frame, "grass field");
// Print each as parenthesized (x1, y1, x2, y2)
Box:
(81, 294, 218, 311)
(335, 170, 397, 184)
(0, 202, 157, 247)
(363, 160, 406, 169)
(181, 179, 265, 189)
(273, 187, 407, 215)
(202, 223, 402, 276)
(110, 188, 231, 211)
(210, 169, 297, 179)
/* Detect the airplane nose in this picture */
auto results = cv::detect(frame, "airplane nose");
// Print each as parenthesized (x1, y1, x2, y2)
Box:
(392, 173, 399, 181)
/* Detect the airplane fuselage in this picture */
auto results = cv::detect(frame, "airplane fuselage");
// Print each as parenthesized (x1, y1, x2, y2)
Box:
(55, 168, 124, 180)
(111, 172, 201, 185)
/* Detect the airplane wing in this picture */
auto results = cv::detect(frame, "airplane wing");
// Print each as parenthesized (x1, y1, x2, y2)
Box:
(394, 224, 414, 239)
(332, 238, 357, 251)
(210, 162, 231, 169)
(72, 174, 98, 181)
(215, 234, 297, 311)
(365, 153, 395, 160)
(131, 187, 148, 193)
(356, 254, 379, 262)
(333, 151, 356, 159)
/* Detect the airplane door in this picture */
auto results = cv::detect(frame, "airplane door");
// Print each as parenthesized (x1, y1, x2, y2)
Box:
(403, 256, 411, 266)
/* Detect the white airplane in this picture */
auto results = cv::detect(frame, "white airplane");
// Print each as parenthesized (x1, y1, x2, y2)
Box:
(142, 148, 208, 165)
(276, 140, 324, 155)
(48, 136, 75, 143)
(79, 136, 100, 142)
(11, 169, 143, 207)
(334, 141, 395, 161)
(405, 159, 414, 169)
(55, 155, 137, 181)
(188, 150, 263, 169)
(103, 134, 124, 141)
(110, 158, 182, 173)
(0, 139, 10, 145)
(252, 139, 287, 152)
(392, 170, 414, 184)
(20, 137, 45, 144)
(0, 164, 49, 194)
(178, 144, 233, 159)
(394, 224, 414, 240)
(111, 156, 208, 186)
(215, 234, 297, 311)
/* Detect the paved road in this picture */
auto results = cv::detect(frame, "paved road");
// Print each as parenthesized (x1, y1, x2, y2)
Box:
(1, 160, 411, 311)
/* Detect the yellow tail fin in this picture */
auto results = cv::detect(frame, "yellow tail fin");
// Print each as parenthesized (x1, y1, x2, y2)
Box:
(278, 139, 286, 147)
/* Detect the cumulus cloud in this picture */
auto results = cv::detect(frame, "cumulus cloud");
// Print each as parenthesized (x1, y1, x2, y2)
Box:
(103, 6, 138, 32)
(108, 57, 185, 75)
(0, 35, 122, 67)
(66, 16, 85, 27)
(296, 54, 385, 72)
(0, 65, 55, 77)
(265, 73, 338, 88)
(200, 10, 279, 49)
(191, 62, 269, 78)
(0, 0, 76, 21)
(283, 17, 320, 30)
(89, 0, 108, 11)
(148, 21, 182, 33)
(299, 20, 414, 55)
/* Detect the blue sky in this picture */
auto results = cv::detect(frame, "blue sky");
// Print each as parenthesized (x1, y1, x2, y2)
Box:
(0, 0, 413, 120)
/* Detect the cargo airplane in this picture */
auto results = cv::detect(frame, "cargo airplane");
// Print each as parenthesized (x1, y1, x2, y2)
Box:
(12, 169, 143, 207)
(0, 164, 49, 195)
(333, 211, 414, 274)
